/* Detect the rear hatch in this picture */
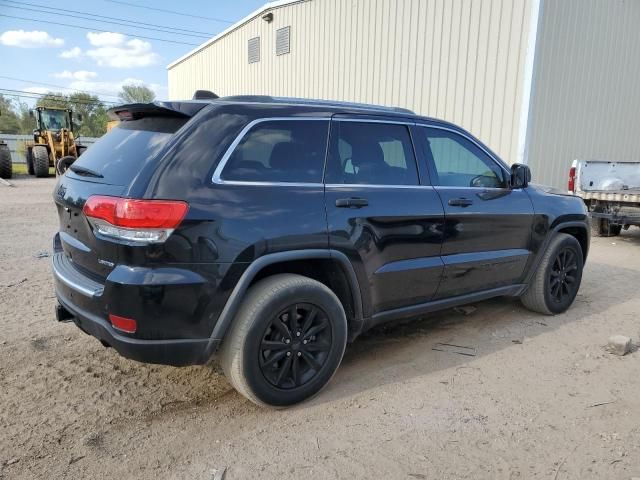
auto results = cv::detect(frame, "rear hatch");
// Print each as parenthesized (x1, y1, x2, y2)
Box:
(53, 102, 205, 280)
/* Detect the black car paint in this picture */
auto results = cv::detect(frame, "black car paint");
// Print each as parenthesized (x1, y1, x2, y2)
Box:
(52, 100, 589, 366)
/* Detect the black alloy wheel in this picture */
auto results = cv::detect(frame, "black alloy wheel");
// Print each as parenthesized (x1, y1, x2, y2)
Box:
(259, 303, 332, 389)
(548, 247, 579, 304)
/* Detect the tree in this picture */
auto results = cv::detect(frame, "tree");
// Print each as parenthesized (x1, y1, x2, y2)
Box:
(34, 91, 108, 137)
(0, 95, 23, 134)
(118, 84, 155, 104)
(68, 92, 108, 137)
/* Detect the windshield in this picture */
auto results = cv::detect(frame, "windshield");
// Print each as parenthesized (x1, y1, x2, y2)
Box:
(40, 109, 71, 131)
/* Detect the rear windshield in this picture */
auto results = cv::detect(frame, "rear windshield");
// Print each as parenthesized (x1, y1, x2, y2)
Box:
(68, 117, 187, 185)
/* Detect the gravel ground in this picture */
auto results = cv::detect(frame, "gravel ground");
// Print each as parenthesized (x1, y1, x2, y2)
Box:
(1, 176, 639, 479)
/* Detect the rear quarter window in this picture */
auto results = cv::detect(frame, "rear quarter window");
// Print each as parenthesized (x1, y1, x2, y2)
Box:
(68, 117, 187, 185)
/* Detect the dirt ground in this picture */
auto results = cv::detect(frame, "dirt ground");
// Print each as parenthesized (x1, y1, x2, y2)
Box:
(1, 176, 639, 480)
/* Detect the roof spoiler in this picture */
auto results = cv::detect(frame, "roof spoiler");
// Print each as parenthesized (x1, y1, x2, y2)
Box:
(107, 101, 209, 121)
(193, 90, 219, 100)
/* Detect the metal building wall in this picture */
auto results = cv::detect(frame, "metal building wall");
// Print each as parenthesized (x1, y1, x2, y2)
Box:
(526, 0, 640, 188)
(168, 0, 533, 165)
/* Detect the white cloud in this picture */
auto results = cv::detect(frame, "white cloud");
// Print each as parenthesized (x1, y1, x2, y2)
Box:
(86, 32, 126, 47)
(0, 30, 64, 48)
(85, 32, 160, 68)
(53, 70, 98, 82)
(59, 46, 82, 59)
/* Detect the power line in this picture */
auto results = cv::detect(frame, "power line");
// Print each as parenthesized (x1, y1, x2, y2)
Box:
(0, 1, 213, 39)
(0, 89, 120, 105)
(0, 14, 201, 46)
(0, 0, 215, 36)
(105, 0, 234, 24)
(0, 76, 122, 100)
(0, 88, 119, 104)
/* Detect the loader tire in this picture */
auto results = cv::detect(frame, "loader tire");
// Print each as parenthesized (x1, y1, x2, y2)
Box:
(56, 156, 75, 176)
(0, 144, 11, 179)
(33, 146, 50, 178)
(26, 148, 35, 175)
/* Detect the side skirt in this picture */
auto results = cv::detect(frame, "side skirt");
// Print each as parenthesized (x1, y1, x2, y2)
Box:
(363, 284, 526, 332)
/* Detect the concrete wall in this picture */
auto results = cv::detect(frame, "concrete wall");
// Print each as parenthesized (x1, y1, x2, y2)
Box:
(526, 0, 640, 188)
(168, 0, 533, 165)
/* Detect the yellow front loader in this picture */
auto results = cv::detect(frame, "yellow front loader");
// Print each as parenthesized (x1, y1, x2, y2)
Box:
(25, 106, 87, 177)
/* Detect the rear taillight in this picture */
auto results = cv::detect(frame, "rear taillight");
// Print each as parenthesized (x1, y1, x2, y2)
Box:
(568, 161, 577, 193)
(83, 195, 188, 244)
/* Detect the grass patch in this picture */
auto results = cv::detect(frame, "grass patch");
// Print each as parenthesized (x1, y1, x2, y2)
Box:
(11, 164, 55, 176)
(12, 163, 28, 175)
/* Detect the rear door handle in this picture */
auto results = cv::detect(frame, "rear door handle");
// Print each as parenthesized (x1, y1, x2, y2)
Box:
(448, 197, 473, 207)
(335, 197, 369, 208)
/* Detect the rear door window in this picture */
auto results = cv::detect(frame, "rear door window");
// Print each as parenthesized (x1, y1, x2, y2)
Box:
(68, 117, 187, 185)
(220, 119, 329, 184)
(325, 121, 419, 185)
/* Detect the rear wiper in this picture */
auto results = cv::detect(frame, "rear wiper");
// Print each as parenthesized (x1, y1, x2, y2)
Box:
(69, 164, 104, 178)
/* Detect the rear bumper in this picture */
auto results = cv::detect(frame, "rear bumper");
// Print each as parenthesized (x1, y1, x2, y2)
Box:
(56, 294, 216, 366)
(589, 211, 640, 226)
(51, 246, 220, 366)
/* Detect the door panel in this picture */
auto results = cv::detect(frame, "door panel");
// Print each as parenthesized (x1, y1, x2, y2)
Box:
(326, 186, 445, 314)
(325, 118, 445, 316)
(414, 125, 535, 298)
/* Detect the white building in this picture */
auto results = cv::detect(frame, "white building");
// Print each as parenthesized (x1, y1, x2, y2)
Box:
(168, 0, 640, 189)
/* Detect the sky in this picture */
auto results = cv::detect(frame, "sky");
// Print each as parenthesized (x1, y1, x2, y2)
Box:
(0, 0, 266, 106)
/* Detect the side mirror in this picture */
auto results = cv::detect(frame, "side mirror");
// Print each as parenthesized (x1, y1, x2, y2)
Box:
(29, 110, 34, 118)
(510, 163, 531, 189)
(76, 113, 84, 122)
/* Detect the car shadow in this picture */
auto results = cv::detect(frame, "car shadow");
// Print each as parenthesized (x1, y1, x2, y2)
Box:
(304, 258, 640, 407)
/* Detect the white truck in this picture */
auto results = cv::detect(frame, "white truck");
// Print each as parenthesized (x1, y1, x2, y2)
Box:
(569, 160, 640, 236)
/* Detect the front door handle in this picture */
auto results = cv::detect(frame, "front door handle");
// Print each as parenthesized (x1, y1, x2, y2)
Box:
(335, 197, 369, 208)
(448, 197, 473, 207)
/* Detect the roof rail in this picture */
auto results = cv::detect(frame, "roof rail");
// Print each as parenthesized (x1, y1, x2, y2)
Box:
(218, 95, 414, 115)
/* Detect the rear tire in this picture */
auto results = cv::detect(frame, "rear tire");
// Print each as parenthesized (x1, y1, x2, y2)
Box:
(219, 274, 347, 407)
(0, 145, 11, 179)
(26, 148, 34, 175)
(32, 146, 50, 178)
(520, 233, 584, 315)
(591, 217, 622, 237)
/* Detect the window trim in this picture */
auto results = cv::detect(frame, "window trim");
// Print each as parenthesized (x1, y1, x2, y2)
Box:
(326, 117, 424, 187)
(212, 117, 330, 187)
(416, 123, 511, 189)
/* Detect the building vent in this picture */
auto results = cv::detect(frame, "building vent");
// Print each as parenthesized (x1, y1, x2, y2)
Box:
(275, 26, 290, 56)
(248, 36, 260, 63)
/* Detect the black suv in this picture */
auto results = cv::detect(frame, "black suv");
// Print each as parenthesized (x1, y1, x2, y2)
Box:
(52, 96, 590, 406)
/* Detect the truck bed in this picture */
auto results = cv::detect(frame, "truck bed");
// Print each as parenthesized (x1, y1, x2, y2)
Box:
(575, 160, 640, 200)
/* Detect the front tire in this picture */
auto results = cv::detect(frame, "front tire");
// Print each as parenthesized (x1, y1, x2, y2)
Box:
(520, 233, 584, 315)
(219, 274, 347, 407)
(32, 146, 50, 178)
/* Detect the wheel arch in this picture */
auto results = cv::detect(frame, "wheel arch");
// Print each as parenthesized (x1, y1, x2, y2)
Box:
(203, 249, 363, 360)
(523, 221, 589, 288)
(557, 224, 589, 261)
